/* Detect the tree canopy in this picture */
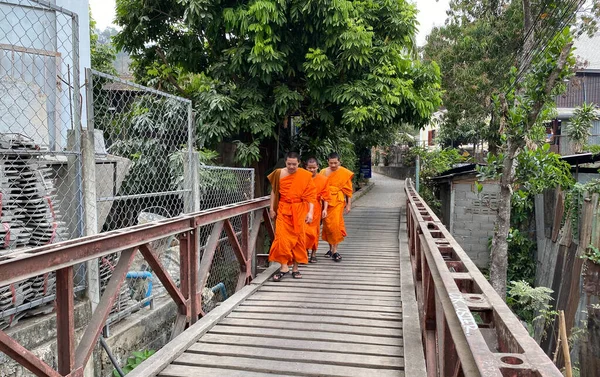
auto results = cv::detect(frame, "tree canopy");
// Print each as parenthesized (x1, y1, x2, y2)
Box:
(113, 0, 442, 170)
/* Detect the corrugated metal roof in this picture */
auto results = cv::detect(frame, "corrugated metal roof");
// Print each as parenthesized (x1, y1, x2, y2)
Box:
(574, 33, 600, 70)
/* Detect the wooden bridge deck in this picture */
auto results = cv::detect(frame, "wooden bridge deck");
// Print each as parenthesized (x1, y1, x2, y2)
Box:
(133, 175, 416, 377)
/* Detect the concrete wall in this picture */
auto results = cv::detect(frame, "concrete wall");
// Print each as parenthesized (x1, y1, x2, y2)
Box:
(450, 181, 499, 268)
(0, 301, 91, 376)
(373, 166, 414, 180)
(0, 294, 178, 377)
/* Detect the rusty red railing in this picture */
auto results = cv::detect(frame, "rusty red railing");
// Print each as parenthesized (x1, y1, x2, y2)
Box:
(405, 179, 561, 377)
(0, 197, 273, 377)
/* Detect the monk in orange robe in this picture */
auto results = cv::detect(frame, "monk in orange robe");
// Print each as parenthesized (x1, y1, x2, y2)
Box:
(304, 157, 330, 263)
(320, 152, 354, 262)
(268, 152, 316, 281)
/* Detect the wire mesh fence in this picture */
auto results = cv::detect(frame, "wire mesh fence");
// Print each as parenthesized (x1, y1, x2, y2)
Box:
(0, 0, 85, 330)
(88, 71, 257, 326)
(88, 70, 193, 325)
(102, 166, 255, 330)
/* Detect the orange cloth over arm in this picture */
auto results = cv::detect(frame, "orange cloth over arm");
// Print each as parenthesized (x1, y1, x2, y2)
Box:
(268, 169, 316, 265)
(305, 174, 331, 251)
(321, 167, 354, 245)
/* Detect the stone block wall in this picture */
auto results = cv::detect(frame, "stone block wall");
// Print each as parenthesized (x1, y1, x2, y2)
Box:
(450, 182, 499, 268)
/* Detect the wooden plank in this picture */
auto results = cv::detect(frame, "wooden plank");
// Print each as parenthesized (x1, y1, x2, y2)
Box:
(172, 353, 404, 377)
(286, 276, 400, 285)
(297, 270, 400, 279)
(241, 299, 401, 313)
(159, 364, 294, 377)
(127, 264, 280, 377)
(227, 312, 402, 329)
(209, 326, 403, 346)
(249, 292, 401, 306)
(186, 343, 404, 369)
(218, 318, 403, 337)
(257, 286, 401, 298)
(265, 281, 400, 292)
(303, 262, 400, 268)
(198, 333, 404, 357)
(234, 305, 402, 320)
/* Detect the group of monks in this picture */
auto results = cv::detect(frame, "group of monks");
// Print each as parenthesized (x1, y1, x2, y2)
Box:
(267, 152, 354, 281)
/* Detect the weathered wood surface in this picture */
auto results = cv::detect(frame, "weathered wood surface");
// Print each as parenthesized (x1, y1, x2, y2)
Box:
(135, 178, 411, 377)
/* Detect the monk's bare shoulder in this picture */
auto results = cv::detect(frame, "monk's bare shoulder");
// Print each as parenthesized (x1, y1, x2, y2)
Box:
(280, 168, 290, 178)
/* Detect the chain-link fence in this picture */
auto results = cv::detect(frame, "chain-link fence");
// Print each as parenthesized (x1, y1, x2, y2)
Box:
(88, 71, 257, 326)
(101, 166, 255, 329)
(198, 166, 254, 311)
(88, 70, 193, 325)
(0, 0, 86, 330)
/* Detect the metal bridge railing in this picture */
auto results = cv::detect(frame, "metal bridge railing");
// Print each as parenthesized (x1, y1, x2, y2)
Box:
(0, 197, 274, 377)
(404, 179, 562, 377)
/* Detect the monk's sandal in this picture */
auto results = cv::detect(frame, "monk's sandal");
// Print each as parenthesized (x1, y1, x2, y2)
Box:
(292, 271, 302, 279)
(332, 252, 342, 262)
(324, 250, 332, 258)
(272, 271, 288, 282)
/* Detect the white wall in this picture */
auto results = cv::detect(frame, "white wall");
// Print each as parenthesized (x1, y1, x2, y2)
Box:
(0, 0, 90, 149)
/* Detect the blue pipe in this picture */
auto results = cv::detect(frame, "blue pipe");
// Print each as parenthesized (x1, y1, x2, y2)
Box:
(126, 271, 153, 307)
(211, 282, 228, 300)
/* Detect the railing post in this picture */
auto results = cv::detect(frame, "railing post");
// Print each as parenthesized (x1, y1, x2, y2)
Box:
(56, 267, 75, 375)
(189, 226, 200, 324)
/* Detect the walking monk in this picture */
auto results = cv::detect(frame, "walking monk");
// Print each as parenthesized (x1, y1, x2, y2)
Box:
(321, 152, 354, 262)
(267, 152, 316, 281)
(305, 157, 330, 263)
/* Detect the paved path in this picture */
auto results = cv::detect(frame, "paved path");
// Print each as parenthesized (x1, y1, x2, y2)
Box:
(152, 174, 412, 377)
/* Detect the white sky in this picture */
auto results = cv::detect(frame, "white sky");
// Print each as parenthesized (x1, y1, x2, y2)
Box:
(89, 0, 450, 46)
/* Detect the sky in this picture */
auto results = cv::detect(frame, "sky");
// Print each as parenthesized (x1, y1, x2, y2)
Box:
(89, 0, 450, 46)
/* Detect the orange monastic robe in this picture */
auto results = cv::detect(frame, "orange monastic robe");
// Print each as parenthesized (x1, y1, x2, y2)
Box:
(305, 174, 331, 251)
(320, 166, 354, 245)
(268, 168, 316, 265)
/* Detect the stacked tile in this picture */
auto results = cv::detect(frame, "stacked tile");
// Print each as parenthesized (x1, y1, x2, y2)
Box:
(0, 134, 65, 328)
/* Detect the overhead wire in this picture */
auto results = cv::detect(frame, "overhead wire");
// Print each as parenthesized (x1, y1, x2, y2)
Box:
(505, 0, 585, 93)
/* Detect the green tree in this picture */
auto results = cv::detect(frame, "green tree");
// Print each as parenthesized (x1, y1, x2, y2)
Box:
(112, 0, 442, 192)
(427, 0, 600, 298)
(89, 10, 117, 75)
(566, 102, 599, 153)
(423, 0, 523, 153)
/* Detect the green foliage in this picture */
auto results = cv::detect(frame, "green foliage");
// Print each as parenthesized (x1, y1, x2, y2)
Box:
(582, 244, 600, 265)
(567, 103, 599, 154)
(410, 147, 466, 212)
(89, 9, 117, 75)
(101, 95, 189, 196)
(507, 280, 557, 335)
(506, 229, 536, 285)
(113, 0, 442, 168)
(565, 179, 600, 239)
(477, 144, 573, 197)
(168, 148, 219, 190)
(113, 349, 155, 376)
(423, 0, 523, 150)
(587, 144, 600, 155)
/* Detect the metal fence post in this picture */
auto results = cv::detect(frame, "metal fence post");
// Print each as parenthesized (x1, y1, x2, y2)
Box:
(83, 69, 100, 311)
(183, 103, 200, 213)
